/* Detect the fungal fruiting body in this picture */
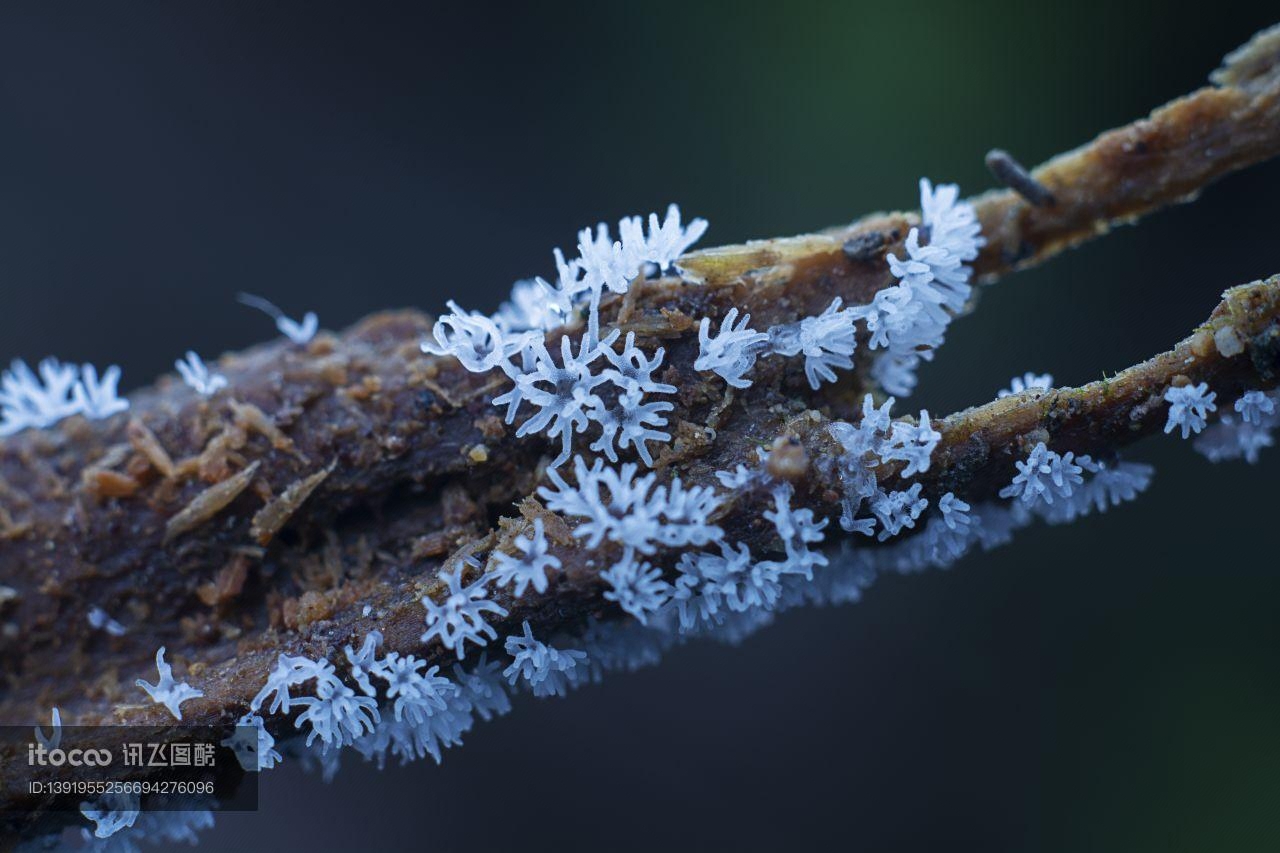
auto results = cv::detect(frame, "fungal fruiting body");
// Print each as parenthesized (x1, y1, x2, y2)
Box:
(420, 567, 509, 659)
(998, 372, 1054, 397)
(1163, 382, 1217, 438)
(1194, 388, 1280, 463)
(0, 358, 129, 436)
(175, 351, 228, 396)
(489, 518, 562, 597)
(237, 292, 319, 344)
(135, 647, 203, 721)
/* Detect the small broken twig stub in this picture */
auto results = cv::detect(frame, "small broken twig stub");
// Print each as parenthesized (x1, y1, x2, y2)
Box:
(985, 148, 1056, 207)
(163, 461, 261, 543)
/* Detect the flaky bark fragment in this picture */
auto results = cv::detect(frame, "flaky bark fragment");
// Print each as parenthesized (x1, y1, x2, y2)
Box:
(126, 418, 176, 479)
(1, 23, 1279, 835)
(163, 461, 261, 543)
(250, 462, 334, 545)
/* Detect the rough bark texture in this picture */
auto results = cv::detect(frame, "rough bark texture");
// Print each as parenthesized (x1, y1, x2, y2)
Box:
(2, 21, 1280, 836)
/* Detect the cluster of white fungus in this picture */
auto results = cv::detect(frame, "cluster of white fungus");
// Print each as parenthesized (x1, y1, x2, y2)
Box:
(134, 647, 203, 721)
(237, 293, 319, 345)
(695, 179, 985, 396)
(0, 358, 129, 436)
(174, 351, 228, 397)
(825, 394, 941, 537)
(1194, 387, 1279, 463)
(419, 566, 509, 659)
(422, 206, 705, 469)
(488, 517, 561, 597)
(1160, 381, 1279, 465)
(3, 290, 319, 439)
(1163, 382, 1217, 438)
(18, 180, 1274, 850)
(997, 372, 1054, 397)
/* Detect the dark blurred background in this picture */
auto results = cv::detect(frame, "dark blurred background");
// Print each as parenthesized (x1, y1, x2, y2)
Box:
(2, 2, 1278, 851)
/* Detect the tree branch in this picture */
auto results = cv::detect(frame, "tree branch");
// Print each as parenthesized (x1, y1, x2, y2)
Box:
(2, 22, 1280, 833)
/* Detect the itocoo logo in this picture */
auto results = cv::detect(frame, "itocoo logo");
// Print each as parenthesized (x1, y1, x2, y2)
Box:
(27, 742, 112, 767)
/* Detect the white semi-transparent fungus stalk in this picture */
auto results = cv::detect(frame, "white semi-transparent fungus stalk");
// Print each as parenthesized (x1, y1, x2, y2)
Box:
(174, 351, 228, 397)
(767, 297, 861, 390)
(762, 484, 829, 578)
(626, 204, 709, 273)
(0, 358, 129, 435)
(420, 205, 704, 469)
(70, 364, 129, 420)
(538, 456, 723, 555)
(250, 653, 338, 715)
(369, 651, 458, 725)
(670, 540, 779, 631)
(0, 358, 79, 433)
(1194, 388, 1279, 463)
(521, 204, 706, 341)
(496, 331, 617, 466)
(502, 621, 589, 698)
(998, 442, 1087, 507)
(292, 673, 380, 749)
(489, 517, 562, 598)
(694, 178, 983, 396)
(825, 394, 943, 538)
(223, 713, 283, 771)
(420, 567, 509, 659)
(589, 332, 678, 464)
(601, 556, 672, 624)
(247, 650, 379, 749)
(695, 308, 769, 388)
(1234, 389, 1276, 424)
(869, 484, 929, 541)
(80, 792, 140, 839)
(492, 278, 566, 333)
(344, 630, 384, 696)
(861, 179, 985, 396)
(135, 646, 204, 720)
(997, 372, 1054, 397)
(937, 493, 972, 532)
(1163, 382, 1217, 438)
(878, 410, 942, 477)
(589, 388, 674, 466)
(421, 299, 532, 372)
(87, 606, 126, 636)
(34, 707, 62, 751)
(237, 292, 319, 344)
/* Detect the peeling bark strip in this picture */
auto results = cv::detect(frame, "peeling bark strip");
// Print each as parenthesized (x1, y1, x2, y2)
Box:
(163, 461, 260, 543)
(0, 25, 1278, 829)
(126, 418, 175, 479)
(250, 463, 334, 545)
